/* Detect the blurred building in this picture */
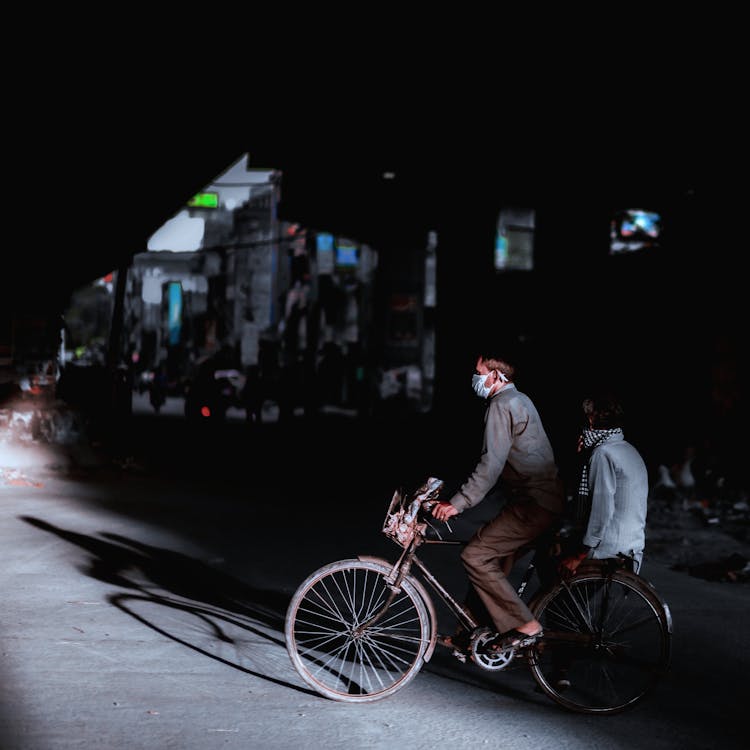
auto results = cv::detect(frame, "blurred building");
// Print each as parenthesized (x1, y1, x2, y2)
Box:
(59, 154, 445, 422)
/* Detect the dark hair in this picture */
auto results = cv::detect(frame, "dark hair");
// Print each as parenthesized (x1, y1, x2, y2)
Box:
(482, 356, 515, 382)
(582, 393, 624, 429)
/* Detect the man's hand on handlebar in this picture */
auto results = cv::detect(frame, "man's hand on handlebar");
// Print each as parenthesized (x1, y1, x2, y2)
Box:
(432, 501, 459, 523)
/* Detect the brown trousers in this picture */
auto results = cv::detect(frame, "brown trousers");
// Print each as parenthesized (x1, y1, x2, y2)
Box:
(460, 499, 559, 633)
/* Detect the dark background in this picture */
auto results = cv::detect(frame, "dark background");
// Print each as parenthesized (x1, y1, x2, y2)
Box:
(5, 36, 745, 489)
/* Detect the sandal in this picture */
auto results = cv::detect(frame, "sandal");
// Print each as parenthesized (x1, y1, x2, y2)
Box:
(485, 628, 544, 653)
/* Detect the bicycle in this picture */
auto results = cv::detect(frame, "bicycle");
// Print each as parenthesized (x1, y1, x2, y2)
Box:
(284, 477, 673, 714)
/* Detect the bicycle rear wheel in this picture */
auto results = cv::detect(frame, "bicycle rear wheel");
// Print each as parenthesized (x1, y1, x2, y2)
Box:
(285, 559, 431, 702)
(528, 570, 671, 714)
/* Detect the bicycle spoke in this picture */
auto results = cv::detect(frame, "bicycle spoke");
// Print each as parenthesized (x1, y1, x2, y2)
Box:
(339, 573, 357, 617)
(607, 610, 659, 639)
(366, 638, 419, 664)
(356, 639, 389, 693)
(545, 594, 585, 632)
(598, 660, 623, 706)
(296, 629, 343, 656)
(310, 639, 358, 687)
(360, 638, 410, 692)
(311, 581, 349, 625)
(368, 630, 426, 646)
(286, 561, 430, 701)
(339, 567, 364, 625)
(566, 583, 597, 633)
(599, 583, 634, 635)
(530, 573, 670, 714)
(370, 606, 423, 632)
(295, 604, 349, 628)
(362, 569, 385, 621)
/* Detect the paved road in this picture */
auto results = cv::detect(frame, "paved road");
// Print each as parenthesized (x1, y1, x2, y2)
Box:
(1, 414, 748, 749)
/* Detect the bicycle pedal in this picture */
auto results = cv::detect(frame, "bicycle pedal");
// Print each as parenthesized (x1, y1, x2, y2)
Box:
(451, 648, 467, 663)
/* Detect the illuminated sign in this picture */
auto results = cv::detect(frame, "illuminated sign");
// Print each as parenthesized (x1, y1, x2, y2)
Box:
(610, 208, 662, 254)
(187, 192, 219, 209)
(336, 244, 359, 267)
(168, 282, 183, 345)
(335, 237, 359, 269)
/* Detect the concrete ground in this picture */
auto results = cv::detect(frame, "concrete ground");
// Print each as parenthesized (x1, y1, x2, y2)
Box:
(2, 415, 749, 749)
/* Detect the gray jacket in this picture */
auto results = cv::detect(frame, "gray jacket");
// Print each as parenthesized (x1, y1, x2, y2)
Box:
(584, 434, 649, 568)
(449, 384, 564, 514)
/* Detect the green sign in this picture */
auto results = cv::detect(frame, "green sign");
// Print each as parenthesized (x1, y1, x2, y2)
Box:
(188, 192, 219, 209)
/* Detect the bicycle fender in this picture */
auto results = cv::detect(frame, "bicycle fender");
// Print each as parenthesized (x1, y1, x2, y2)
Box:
(621, 570, 673, 634)
(529, 568, 673, 636)
(357, 554, 438, 662)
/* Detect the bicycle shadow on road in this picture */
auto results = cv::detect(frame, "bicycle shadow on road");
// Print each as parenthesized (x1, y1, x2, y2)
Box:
(20, 515, 320, 697)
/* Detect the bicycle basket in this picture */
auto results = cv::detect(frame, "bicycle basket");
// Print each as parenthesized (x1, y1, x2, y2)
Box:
(382, 477, 444, 548)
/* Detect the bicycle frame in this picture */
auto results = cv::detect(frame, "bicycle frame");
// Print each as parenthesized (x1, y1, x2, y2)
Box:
(286, 478, 672, 711)
(357, 530, 547, 657)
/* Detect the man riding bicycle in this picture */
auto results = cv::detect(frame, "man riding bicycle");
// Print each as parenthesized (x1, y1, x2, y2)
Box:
(432, 354, 564, 653)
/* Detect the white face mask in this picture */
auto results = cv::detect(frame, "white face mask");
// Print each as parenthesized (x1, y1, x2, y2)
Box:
(472, 370, 509, 399)
(472, 373, 493, 399)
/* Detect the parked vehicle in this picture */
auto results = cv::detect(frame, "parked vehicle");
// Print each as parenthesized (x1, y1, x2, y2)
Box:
(184, 354, 245, 422)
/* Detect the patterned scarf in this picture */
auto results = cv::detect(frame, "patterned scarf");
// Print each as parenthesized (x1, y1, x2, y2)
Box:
(574, 428, 624, 523)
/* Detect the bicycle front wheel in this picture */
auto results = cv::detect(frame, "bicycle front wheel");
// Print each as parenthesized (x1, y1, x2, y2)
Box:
(528, 571, 671, 714)
(285, 559, 431, 702)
